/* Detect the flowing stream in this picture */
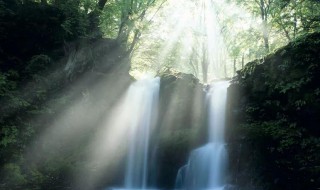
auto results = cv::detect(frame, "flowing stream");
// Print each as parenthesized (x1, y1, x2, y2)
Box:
(110, 79, 229, 190)
(175, 81, 229, 190)
(114, 77, 160, 190)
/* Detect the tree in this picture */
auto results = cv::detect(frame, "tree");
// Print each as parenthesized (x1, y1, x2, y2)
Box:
(232, 0, 275, 52)
(271, 0, 320, 42)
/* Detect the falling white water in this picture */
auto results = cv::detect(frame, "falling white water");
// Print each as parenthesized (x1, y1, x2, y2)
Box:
(175, 81, 229, 190)
(122, 77, 160, 189)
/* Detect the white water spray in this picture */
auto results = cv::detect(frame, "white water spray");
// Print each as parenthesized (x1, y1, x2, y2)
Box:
(175, 81, 229, 190)
(123, 77, 160, 189)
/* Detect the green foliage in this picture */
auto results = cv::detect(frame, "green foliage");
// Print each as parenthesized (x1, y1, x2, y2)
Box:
(224, 0, 320, 63)
(0, 1, 81, 188)
(1, 126, 19, 148)
(230, 32, 320, 189)
(100, 2, 122, 38)
(0, 0, 139, 189)
(26, 54, 52, 74)
(2, 163, 27, 187)
(131, 0, 319, 79)
(57, 0, 90, 40)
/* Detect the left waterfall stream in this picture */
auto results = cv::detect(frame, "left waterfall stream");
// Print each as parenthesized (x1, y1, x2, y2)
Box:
(108, 76, 160, 190)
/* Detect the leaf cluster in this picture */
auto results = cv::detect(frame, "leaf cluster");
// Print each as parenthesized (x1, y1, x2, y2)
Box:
(230, 32, 320, 189)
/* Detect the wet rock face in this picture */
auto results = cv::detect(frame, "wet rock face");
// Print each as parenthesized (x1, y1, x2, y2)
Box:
(226, 32, 320, 190)
(151, 72, 207, 189)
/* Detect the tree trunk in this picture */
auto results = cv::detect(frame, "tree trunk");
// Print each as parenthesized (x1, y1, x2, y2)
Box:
(259, 0, 269, 52)
(98, 0, 108, 10)
(233, 58, 236, 77)
(277, 20, 292, 42)
(128, 29, 141, 54)
(262, 19, 269, 52)
(293, 0, 297, 39)
(241, 54, 244, 69)
(86, 0, 108, 38)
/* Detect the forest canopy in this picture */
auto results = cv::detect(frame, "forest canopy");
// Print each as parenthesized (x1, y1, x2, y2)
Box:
(2, 0, 319, 81)
(130, 0, 320, 81)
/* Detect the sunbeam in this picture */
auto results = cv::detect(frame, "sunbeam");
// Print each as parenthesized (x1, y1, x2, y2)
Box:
(130, 0, 241, 83)
(2, 0, 317, 189)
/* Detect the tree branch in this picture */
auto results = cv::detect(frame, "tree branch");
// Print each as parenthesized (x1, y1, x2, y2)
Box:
(147, 0, 168, 24)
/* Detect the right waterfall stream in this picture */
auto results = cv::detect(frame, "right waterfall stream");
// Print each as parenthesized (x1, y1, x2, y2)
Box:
(175, 81, 230, 190)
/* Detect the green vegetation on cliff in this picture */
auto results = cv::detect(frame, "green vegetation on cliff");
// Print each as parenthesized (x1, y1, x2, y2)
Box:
(228, 32, 320, 190)
(0, 1, 135, 189)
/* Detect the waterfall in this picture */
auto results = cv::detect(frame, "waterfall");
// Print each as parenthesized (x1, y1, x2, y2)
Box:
(175, 81, 229, 190)
(124, 77, 160, 189)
